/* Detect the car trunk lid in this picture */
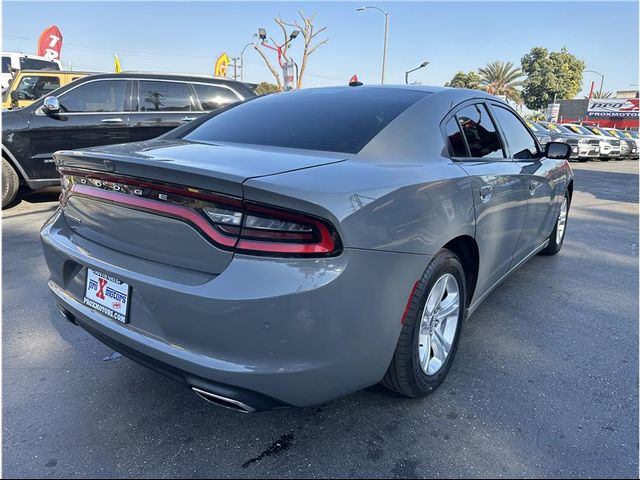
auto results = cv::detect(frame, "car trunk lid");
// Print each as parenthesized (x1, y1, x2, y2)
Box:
(55, 139, 345, 275)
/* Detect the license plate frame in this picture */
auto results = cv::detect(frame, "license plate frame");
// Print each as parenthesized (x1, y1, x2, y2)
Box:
(83, 268, 131, 324)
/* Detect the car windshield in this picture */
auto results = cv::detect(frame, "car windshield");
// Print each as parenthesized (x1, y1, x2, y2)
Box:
(526, 121, 541, 132)
(564, 124, 593, 136)
(184, 87, 430, 154)
(590, 127, 615, 137)
(534, 123, 552, 132)
(548, 123, 577, 135)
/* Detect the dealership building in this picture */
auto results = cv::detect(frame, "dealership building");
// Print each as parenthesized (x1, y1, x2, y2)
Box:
(556, 91, 639, 129)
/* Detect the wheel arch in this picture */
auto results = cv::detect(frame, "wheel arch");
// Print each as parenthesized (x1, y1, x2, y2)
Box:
(567, 179, 574, 205)
(442, 235, 479, 308)
(2, 145, 29, 186)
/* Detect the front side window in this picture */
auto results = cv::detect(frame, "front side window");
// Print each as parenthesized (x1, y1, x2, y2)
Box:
(444, 118, 468, 157)
(490, 105, 539, 159)
(455, 104, 503, 158)
(15, 75, 60, 100)
(139, 81, 193, 112)
(193, 84, 239, 111)
(59, 80, 126, 113)
(2, 56, 11, 73)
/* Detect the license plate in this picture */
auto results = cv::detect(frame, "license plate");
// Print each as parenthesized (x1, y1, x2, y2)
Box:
(84, 269, 130, 323)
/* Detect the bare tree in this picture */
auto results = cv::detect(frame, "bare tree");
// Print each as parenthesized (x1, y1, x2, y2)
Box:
(253, 11, 328, 90)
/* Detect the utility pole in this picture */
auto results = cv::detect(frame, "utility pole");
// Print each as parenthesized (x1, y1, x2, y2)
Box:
(231, 57, 240, 81)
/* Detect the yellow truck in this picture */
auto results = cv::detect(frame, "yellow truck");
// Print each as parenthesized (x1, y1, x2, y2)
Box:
(2, 70, 94, 109)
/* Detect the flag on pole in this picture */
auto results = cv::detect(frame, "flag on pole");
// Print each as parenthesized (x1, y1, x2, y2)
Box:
(214, 53, 230, 77)
(114, 53, 122, 73)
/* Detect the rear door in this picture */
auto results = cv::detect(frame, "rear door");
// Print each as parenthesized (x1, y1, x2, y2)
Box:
(444, 101, 530, 299)
(488, 102, 559, 259)
(128, 79, 203, 141)
(27, 78, 131, 180)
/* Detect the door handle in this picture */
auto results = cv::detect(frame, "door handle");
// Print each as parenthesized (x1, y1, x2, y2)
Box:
(479, 185, 493, 203)
(182, 116, 197, 122)
(101, 118, 124, 124)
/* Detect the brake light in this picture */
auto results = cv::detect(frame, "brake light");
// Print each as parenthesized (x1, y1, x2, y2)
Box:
(59, 169, 341, 257)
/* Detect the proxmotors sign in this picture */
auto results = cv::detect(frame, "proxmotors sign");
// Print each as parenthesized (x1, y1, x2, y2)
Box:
(587, 98, 638, 128)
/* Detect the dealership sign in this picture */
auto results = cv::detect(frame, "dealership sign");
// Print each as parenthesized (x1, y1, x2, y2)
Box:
(587, 99, 639, 119)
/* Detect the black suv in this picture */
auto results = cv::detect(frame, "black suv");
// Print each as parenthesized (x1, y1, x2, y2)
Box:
(2, 72, 256, 207)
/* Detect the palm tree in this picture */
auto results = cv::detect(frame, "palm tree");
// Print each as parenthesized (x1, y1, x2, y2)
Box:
(588, 90, 613, 99)
(478, 61, 524, 103)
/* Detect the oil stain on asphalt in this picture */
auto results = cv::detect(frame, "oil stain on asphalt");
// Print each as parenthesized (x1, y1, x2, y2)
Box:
(242, 433, 295, 468)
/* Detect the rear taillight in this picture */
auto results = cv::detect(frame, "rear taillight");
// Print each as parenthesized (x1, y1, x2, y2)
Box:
(236, 203, 338, 255)
(59, 169, 341, 257)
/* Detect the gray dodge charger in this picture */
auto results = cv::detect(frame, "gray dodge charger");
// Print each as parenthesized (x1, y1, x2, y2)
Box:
(41, 85, 573, 412)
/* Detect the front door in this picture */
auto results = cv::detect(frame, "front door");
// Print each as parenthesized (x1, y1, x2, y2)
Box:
(488, 102, 562, 259)
(28, 78, 131, 180)
(445, 102, 530, 301)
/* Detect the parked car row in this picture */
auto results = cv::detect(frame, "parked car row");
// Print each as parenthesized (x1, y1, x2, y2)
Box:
(527, 120, 638, 162)
(2, 72, 257, 207)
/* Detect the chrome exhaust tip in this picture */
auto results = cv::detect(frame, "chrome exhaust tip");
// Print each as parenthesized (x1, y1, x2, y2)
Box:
(192, 387, 256, 413)
(57, 304, 76, 324)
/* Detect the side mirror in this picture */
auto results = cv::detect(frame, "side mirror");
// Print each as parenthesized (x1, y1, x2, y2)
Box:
(42, 96, 61, 114)
(10, 90, 19, 101)
(545, 141, 571, 160)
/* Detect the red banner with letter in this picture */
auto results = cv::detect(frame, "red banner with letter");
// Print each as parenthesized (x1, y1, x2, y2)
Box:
(37, 25, 63, 61)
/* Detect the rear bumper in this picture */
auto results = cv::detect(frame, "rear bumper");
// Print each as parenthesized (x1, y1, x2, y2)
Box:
(41, 209, 430, 408)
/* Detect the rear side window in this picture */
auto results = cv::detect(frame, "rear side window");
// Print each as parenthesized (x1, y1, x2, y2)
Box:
(2, 56, 11, 73)
(490, 105, 539, 159)
(139, 80, 194, 112)
(444, 118, 468, 157)
(193, 84, 240, 111)
(184, 87, 429, 154)
(455, 104, 503, 158)
(59, 80, 126, 113)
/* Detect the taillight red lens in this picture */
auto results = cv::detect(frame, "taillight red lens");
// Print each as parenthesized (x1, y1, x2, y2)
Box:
(60, 169, 341, 257)
(236, 203, 339, 256)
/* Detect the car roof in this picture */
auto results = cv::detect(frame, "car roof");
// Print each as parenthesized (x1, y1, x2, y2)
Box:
(14, 70, 98, 75)
(89, 71, 244, 84)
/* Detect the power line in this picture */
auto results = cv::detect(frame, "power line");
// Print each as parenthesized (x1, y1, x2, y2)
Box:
(3, 33, 345, 82)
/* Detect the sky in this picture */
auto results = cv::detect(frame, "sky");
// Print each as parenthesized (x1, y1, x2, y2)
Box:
(2, 1, 639, 99)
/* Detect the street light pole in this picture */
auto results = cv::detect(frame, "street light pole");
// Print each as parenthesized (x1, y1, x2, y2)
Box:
(240, 41, 255, 83)
(405, 61, 429, 84)
(357, 6, 389, 84)
(585, 69, 605, 95)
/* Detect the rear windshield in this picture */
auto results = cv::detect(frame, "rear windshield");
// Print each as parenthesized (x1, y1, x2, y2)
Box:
(184, 87, 429, 154)
(19, 57, 60, 70)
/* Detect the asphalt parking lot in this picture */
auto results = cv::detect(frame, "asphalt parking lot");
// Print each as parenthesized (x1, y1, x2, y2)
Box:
(3, 160, 639, 478)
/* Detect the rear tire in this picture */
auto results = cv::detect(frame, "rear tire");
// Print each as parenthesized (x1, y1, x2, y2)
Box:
(540, 192, 569, 256)
(578, 158, 588, 163)
(2, 158, 20, 208)
(381, 250, 466, 398)
(600, 157, 610, 162)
